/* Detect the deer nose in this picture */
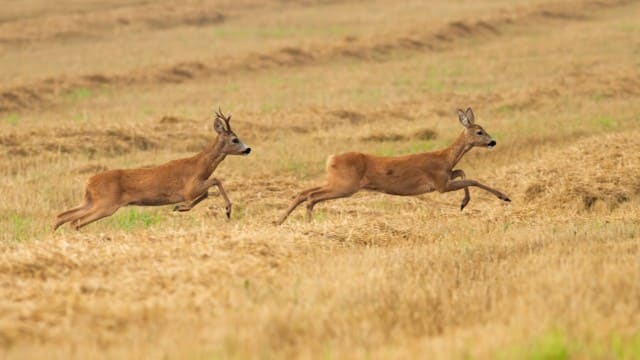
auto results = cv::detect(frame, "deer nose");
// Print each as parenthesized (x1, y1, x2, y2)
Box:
(243, 148, 252, 155)
(488, 140, 496, 147)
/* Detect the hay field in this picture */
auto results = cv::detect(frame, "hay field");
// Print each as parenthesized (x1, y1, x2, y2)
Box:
(1, 0, 640, 358)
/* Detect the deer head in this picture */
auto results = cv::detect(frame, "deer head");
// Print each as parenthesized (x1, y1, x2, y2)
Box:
(458, 107, 496, 148)
(213, 108, 252, 156)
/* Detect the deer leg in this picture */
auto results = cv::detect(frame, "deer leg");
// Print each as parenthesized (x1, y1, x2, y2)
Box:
(306, 187, 357, 222)
(445, 179, 511, 202)
(56, 203, 89, 219)
(173, 192, 208, 212)
(274, 186, 322, 225)
(451, 169, 471, 211)
(208, 178, 232, 219)
(71, 204, 120, 230)
(181, 178, 232, 218)
(54, 202, 92, 231)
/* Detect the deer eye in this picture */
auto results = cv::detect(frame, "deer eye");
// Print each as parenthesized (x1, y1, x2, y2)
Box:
(231, 138, 240, 144)
(476, 130, 483, 135)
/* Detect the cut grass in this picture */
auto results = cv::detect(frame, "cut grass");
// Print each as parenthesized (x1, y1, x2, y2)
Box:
(4, 113, 19, 125)
(4, 213, 34, 242)
(211, 24, 349, 41)
(374, 139, 434, 156)
(67, 88, 92, 101)
(594, 115, 619, 129)
(500, 329, 640, 360)
(106, 207, 163, 231)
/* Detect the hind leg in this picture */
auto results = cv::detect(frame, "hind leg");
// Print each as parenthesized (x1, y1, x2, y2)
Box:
(71, 205, 120, 230)
(275, 186, 322, 225)
(56, 203, 88, 219)
(451, 169, 470, 210)
(173, 192, 208, 212)
(306, 187, 357, 222)
(54, 202, 91, 231)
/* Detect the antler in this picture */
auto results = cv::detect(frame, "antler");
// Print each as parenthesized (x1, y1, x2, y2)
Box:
(215, 107, 232, 131)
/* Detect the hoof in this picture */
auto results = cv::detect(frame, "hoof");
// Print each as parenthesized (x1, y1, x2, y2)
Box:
(460, 198, 470, 211)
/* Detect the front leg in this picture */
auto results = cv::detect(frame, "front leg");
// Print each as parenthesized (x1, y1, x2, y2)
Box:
(445, 179, 511, 203)
(177, 178, 233, 218)
(451, 169, 470, 211)
(173, 192, 208, 212)
(208, 177, 233, 219)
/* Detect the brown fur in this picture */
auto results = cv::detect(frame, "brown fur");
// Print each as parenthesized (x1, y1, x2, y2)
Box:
(276, 108, 510, 224)
(54, 109, 251, 231)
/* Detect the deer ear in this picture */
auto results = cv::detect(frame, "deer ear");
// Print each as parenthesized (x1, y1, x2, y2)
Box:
(213, 118, 226, 134)
(465, 107, 475, 124)
(458, 109, 472, 128)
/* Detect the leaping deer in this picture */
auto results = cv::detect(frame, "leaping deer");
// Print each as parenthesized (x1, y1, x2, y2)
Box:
(276, 107, 510, 225)
(54, 108, 251, 231)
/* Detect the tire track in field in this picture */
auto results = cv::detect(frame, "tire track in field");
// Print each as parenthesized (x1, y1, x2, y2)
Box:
(504, 70, 640, 110)
(2, 65, 638, 166)
(0, 0, 358, 46)
(0, 0, 635, 114)
(0, 1, 226, 45)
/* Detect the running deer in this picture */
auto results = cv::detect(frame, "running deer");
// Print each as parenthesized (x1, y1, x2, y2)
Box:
(54, 109, 251, 230)
(276, 107, 510, 225)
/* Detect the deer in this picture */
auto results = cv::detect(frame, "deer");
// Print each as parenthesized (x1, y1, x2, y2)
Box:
(275, 107, 510, 225)
(54, 108, 251, 231)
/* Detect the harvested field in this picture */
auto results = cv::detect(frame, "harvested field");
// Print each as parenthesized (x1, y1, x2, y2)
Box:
(1, 0, 640, 358)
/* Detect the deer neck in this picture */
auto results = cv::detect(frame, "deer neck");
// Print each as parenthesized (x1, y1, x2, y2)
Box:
(443, 131, 472, 169)
(199, 137, 227, 178)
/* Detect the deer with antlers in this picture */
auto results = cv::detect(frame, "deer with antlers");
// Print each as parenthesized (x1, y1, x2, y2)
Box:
(54, 109, 251, 230)
(276, 107, 510, 225)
